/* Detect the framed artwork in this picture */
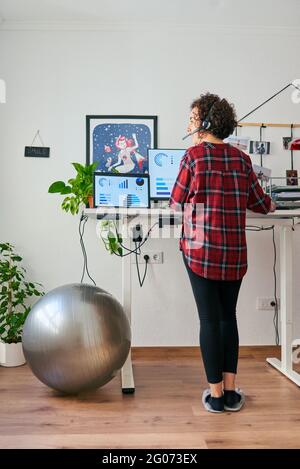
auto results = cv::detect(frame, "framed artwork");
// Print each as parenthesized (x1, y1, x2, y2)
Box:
(286, 169, 298, 186)
(249, 140, 271, 155)
(283, 137, 292, 150)
(283, 137, 300, 151)
(86, 115, 158, 174)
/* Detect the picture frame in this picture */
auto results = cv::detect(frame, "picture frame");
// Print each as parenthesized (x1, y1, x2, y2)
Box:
(249, 140, 271, 155)
(283, 136, 292, 150)
(286, 169, 298, 186)
(86, 115, 158, 174)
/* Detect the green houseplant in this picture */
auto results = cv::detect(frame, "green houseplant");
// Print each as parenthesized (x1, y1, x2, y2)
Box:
(98, 220, 123, 256)
(49, 162, 122, 255)
(48, 162, 98, 214)
(0, 243, 44, 367)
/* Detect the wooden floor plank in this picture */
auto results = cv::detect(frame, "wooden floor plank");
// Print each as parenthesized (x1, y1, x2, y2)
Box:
(0, 346, 299, 449)
(0, 433, 208, 449)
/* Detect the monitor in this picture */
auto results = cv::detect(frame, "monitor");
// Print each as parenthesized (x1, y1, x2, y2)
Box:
(94, 172, 150, 208)
(148, 148, 186, 200)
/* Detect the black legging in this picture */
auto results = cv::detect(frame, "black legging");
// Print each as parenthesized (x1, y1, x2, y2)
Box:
(182, 253, 243, 384)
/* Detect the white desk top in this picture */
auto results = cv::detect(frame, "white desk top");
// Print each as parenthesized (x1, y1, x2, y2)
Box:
(85, 207, 300, 220)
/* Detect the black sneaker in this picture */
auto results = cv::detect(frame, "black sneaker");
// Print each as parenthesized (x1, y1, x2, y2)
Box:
(202, 389, 224, 413)
(224, 388, 245, 412)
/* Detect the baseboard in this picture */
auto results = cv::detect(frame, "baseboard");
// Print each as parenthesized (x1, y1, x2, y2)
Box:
(131, 345, 280, 360)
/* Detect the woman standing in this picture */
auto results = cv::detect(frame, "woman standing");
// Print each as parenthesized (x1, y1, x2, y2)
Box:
(169, 93, 276, 413)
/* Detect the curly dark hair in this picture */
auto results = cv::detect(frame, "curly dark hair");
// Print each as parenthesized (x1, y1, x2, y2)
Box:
(191, 93, 237, 140)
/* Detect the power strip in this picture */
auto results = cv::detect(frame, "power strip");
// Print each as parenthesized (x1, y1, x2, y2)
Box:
(131, 224, 143, 242)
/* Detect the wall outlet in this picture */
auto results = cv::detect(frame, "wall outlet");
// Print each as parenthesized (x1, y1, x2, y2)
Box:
(131, 251, 163, 264)
(256, 297, 280, 310)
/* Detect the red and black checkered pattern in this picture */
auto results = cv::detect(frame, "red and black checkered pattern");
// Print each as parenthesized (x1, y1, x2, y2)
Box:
(169, 142, 271, 281)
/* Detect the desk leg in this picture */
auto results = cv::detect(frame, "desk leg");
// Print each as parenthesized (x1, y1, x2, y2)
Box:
(121, 216, 135, 394)
(267, 225, 300, 386)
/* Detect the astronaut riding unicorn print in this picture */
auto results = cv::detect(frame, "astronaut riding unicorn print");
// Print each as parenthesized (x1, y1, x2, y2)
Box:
(86, 115, 158, 174)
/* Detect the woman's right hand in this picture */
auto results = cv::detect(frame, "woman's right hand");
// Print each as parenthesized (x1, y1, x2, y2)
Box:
(269, 200, 276, 212)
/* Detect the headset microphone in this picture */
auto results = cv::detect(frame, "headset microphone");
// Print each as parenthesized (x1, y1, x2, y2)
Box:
(182, 127, 202, 140)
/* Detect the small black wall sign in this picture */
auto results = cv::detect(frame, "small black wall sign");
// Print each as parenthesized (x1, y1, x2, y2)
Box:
(24, 146, 50, 158)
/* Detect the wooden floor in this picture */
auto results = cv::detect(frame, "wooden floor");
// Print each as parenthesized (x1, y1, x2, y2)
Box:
(1, 346, 300, 449)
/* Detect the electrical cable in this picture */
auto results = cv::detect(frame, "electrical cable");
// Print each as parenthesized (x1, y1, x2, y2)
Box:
(246, 224, 279, 345)
(79, 213, 88, 282)
(80, 215, 157, 290)
(290, 123, 294, 170)
(259, 124, 266, 167)
(111, 220, 142, 256)
(134, 241, 149, 287)
(79, 213, 96, 286)
(246, 224, 273, 231)
(109, 220, 156, 286)
(272, 226, 280, 346)
(138, 222, 159, 249)
(99, 220, 141, 257)
(109, 221, 159, 257)
(237, 82, 300, 123)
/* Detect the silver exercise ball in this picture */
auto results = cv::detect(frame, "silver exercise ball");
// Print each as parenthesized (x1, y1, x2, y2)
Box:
(22, 283, 131, 394)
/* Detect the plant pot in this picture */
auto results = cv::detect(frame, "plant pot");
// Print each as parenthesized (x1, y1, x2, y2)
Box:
(87, 195, 94, 209)
(0, 341, 26, 367)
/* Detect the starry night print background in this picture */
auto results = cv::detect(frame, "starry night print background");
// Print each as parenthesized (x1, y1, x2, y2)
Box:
(93, 123, 152, 174)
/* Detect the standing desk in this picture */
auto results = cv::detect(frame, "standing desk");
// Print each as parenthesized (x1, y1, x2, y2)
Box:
(85, 208, 300, 392)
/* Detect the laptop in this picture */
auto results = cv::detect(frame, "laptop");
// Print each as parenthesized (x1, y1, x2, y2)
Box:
(269, 185, 300, 210)
(93, 172, 150, 208)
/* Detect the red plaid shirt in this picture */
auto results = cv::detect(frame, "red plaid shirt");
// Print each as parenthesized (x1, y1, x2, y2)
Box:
(169, 142, 272, 281)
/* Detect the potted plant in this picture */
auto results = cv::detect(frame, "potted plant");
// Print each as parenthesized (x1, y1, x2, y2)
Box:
(0, 243, 44, 367)
(98, 220, 123, 256)
(48, 162, 98, 214)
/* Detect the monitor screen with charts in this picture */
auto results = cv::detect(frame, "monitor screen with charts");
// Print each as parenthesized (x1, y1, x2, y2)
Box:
(94, 172, 150, 208)
(148, 149, 186, 200)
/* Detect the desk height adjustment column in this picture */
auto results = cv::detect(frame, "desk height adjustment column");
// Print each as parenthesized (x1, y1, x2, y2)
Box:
(267, 225, 300, 386)
(121, 215, 135, 394)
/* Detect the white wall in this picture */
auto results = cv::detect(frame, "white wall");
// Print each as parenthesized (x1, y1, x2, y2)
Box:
(1, 18, 300, 346)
